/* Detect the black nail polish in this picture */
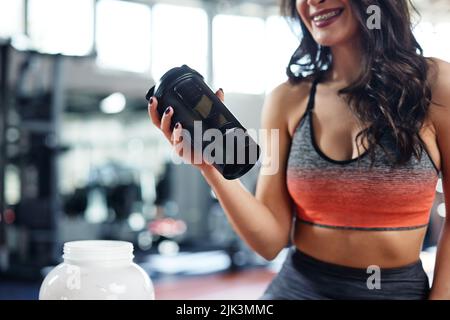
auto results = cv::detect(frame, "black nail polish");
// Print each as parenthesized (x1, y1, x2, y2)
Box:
(175, 122, 180, 129)
(149, 97, 153, 105)
(165, 107, 171, 115)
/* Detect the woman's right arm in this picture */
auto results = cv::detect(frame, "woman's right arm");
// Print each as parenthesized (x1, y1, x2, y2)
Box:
(148, 83, 303, 260)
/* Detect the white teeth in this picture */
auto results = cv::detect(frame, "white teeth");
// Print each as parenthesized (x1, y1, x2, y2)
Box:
(313, 10, 341, 22)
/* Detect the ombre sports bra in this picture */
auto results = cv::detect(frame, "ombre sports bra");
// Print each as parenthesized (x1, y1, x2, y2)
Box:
(286, 78, 440, 231)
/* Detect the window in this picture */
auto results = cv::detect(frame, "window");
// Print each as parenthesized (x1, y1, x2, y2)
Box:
(433, 23, 450, 62)
(265, 16, 299, 92)
(414, 21, 450, 63)
(0, 0, 24, 38)
(213, 15, 266, 94)
(96, 0, 151, 73)
(28, 0, 94, 56)
(151, 4, 208, 81)
(413, 22, 436, 58)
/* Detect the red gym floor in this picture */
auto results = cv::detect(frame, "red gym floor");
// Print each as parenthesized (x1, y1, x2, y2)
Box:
(154, 269, 276, 300)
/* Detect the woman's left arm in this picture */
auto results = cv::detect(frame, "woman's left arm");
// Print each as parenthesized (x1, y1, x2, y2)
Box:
(428, 58, 450, 300)
(430, 200, 450, 299)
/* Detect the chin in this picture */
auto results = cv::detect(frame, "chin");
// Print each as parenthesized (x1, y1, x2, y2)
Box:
(313, 34, 349, 47)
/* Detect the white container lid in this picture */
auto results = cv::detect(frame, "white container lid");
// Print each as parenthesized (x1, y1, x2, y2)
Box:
(63, 240, 134, 262)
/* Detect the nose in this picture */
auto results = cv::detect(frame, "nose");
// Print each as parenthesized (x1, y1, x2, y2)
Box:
(308, 0, 326, 5)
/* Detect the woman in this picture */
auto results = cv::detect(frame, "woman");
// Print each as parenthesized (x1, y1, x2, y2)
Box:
(148, 0, 450, 300)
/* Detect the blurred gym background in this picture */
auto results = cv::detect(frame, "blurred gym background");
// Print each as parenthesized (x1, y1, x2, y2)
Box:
(0, 0, 449, 299)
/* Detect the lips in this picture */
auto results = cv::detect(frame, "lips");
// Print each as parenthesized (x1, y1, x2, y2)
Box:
(310, 8, 344, 26)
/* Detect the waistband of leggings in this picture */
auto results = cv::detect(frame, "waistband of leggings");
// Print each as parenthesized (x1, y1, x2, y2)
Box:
(291, 247, 424, 279)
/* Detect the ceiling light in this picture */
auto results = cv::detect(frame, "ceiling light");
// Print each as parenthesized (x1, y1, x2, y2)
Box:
(100, 92, 126, 114)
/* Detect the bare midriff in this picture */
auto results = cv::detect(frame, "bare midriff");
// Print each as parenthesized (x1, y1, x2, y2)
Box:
(293, 219, 427, 269)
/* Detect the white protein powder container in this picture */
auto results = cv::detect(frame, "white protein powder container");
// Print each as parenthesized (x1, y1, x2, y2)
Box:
(39, 240, 155, 300)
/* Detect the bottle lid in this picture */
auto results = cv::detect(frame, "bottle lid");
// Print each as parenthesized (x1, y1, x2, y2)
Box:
(146, 65, 203, 101)
(63, 240, 134, 262)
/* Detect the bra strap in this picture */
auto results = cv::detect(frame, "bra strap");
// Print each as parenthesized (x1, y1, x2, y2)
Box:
(306, 76, 320, 112)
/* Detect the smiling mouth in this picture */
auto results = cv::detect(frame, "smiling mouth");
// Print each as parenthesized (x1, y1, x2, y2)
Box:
(311, 8, 344, 23)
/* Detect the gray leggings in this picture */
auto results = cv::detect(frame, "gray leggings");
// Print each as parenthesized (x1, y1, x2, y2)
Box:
(260, 247, 430, 300)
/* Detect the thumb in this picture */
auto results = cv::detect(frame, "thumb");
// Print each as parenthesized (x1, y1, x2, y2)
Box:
(215, 88, 225, 102)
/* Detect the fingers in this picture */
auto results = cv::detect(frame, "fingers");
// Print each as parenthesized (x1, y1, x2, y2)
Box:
(171, 122, 184, 157)
(215, 88, 225, 102)
(148, 91, 224, 167)
(148, 97, 183, 156)
(148, 97, 161, 127)
(171, 122, 182, 144)
(160, 106, 173, 140)
(148, 97, 174, 141)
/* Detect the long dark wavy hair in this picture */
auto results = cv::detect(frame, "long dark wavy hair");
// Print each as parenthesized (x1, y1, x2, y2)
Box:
(281, 0, 436, 166)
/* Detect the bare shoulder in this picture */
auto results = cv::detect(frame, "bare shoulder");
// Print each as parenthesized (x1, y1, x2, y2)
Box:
(427, 57, 450, 130)
(428, 57, 450, 101)
(261, 80, 312, 135)
(265, 80, 312, 108)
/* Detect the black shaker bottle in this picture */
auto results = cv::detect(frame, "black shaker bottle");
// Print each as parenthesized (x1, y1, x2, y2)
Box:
(146, 65, 260, 180)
